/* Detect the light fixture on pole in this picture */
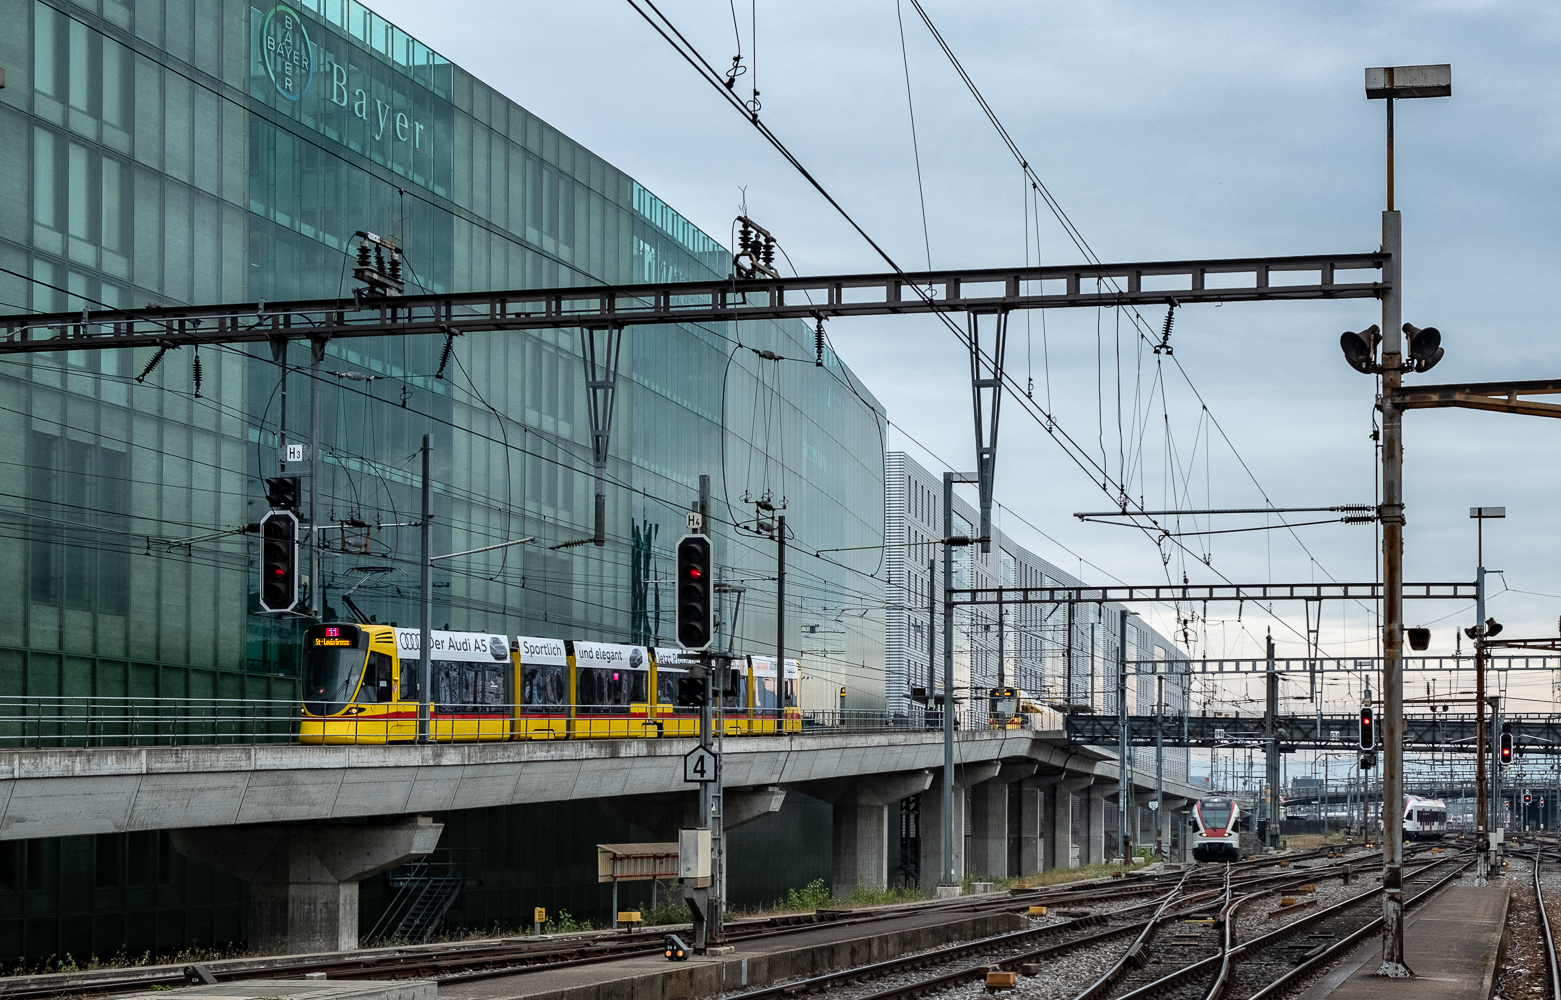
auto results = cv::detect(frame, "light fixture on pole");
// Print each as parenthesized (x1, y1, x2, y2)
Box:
(1362, 60, 1452, 979)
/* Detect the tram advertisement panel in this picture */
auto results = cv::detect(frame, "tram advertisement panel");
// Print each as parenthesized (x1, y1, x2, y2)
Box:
(568, 641, 650, 717)
(393, 628, 511, 740)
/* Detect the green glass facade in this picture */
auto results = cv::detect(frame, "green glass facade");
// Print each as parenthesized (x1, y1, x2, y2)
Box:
(0, 0, 883, 962)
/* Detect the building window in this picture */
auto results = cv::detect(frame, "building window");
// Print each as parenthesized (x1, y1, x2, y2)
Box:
(27, 431, 131, 615)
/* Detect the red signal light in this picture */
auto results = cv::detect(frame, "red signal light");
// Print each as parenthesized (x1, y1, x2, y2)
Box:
(686, 566, 703, 580)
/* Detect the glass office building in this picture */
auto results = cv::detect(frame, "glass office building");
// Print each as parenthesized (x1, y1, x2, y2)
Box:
(0, 0, 884, 961)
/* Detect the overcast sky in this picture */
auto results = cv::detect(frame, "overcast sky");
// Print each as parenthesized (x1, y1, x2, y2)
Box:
(366, 1, 1561, 720)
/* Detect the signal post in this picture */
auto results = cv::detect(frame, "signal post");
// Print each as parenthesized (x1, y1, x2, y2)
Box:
(676, 477, 729, 953)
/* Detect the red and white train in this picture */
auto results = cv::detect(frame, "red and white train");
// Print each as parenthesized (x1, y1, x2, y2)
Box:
(1191, 796, 1243, 861)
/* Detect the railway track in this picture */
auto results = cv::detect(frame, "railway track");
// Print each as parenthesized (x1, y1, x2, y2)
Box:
(709, 845, 1447, 1000)
(0, 846, 1362, 1000)
(714, 849, 1387, 1000)
(1534, 846, 1561, 1000)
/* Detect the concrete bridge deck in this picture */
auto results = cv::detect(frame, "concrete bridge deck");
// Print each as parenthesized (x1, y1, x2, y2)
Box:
(0, 727, 1198, 840)
(0, 727, 1203, 956)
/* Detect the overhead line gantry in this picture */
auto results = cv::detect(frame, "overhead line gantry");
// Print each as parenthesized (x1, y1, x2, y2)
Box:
(1, 249, 1389, 557)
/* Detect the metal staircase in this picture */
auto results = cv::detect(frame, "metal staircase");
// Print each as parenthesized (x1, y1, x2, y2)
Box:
(368, 858, 465, 944)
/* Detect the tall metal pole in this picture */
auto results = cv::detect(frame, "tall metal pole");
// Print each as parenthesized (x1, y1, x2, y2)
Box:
(1266, 634, 1280, 850)
(1491, 694, 1503, 862)
(1377, 185, 1411, 974)
(1476, 560, 1488, 879)
(1117, 609, 1131, 861)
(1154, 672, 1164, 858)
(309, 338, 324, 619)
(996, 598, 1005, 691)
(1065, 602, 1074, 704)
(776, 513, 786, 713)
(418, 434, 432, 742)
(692, 474, 722, 947)
(942, 472, 956, 886)
(273, 340, 288, 474)
(928, 557, 936, 713)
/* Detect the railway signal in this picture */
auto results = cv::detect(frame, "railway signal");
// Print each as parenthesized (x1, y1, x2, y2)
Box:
(264, 475, 300, 510)
(1500, 725, 1513, 765)
(1403, 323, 1444, 373)
(1339, 324, 1382, 373)
(259, 510, 299, 612)
(675, 533, 714, 651)
(1358, 706, 1375, 750)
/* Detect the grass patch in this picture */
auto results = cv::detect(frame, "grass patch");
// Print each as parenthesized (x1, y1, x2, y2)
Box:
(1012, 862, 1141, 887)
(738, 864, 1150, 919)
(4, 945, 250, 976)
(1280, 831, 1354, 850)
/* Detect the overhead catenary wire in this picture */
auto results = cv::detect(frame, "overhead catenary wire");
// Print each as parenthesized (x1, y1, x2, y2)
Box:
(897, 1, 1358, 600)
(895, 0, 934, 274)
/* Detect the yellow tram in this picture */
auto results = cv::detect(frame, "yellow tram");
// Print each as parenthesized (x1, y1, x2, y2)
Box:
(300, 623, 802, 744)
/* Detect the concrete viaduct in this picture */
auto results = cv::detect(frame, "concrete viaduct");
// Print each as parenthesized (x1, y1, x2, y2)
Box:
(0, 727, 1201, 953)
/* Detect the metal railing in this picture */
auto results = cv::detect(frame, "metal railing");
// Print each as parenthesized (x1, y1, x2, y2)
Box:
(0, 697, 1027, 749)
(0, 696, 304, 748)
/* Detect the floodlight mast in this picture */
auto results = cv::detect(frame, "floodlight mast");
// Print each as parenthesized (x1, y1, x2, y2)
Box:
(1365, 61, 1451, 980)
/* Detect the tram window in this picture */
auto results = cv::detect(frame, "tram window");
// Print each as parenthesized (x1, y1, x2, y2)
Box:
(577, 667, 604, 713)
(399, 659, 420, 699)
(304, 630, 367, 715)
(783, 677, 797, 708)
(435, 661, 474, 708)
(657, 668, 684, 704)
(523, 663, 567, 707)
(362, 652, 393, 703)
(479, 664, 507, 706)
(577, 667, 648, 713)
(757, 674, 779, 711)
(431, 661, 508, 712)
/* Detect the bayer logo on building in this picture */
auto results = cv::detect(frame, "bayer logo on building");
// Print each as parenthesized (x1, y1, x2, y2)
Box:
(261, 5, 314, 101)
